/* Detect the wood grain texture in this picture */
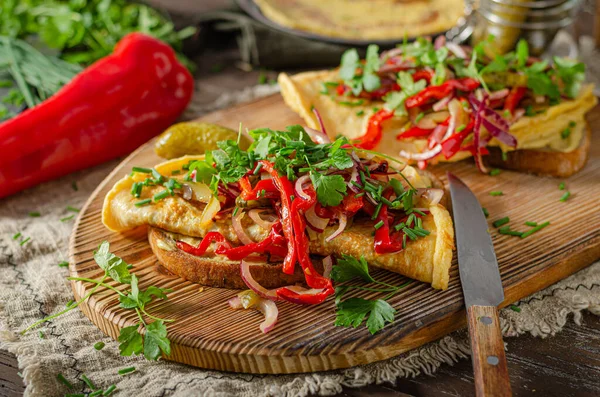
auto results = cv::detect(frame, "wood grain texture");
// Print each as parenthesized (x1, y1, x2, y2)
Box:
(68, 95, 600, 374)
(467, 306, 511, 397)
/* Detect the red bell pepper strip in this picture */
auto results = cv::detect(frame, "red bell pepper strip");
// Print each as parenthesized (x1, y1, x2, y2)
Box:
(356, 109, 394, 149)
(412, 69, 434, 83)
(340, 191, 364, 215)
(503, 86, 527, 114)
(440, 119, 475, 159)
(259, 161, 298, 275)
(396, 125, 433, 140)
(177, 232, 232, 256)
(238, 177, 279, 200)
(405, 78, 480, 109)
(373, 190, 404, 254)
(0, 33, 193, 199)
(275, 286, 332, 305)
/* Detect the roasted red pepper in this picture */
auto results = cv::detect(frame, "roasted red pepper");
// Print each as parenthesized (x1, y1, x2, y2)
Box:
(405, 78, 480, 109)
(177, 232, 232, 256)
(440, 120, 475, 159)
(239, 177, 279, 200)
(0, 33, 193, 199)
(412, 69, 434, 83)
(340, 191, 364, 215)
(396, 125, 434, 140)
(503, 86, 527, 114)
(275, 286, 333, 305)
(373, 190, 404, 254)
(356, 108, 394, 149)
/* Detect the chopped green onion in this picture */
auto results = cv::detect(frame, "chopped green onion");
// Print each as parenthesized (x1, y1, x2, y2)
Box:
(489, 191, 503, 196)
(94, 342, 105, 351)
(65, 394, 85, 397)
(498, 228, 523, 237)
(103, 385, 117, 396)
(171, 170, 181, 175)
(338, 99, 364, 106)
(66, 206, 80, 213)
(371, 202, 383, 220)
(455, 124, 466, 132)
(501, 151, 508, 161)
(253, 163, 263, 175)
(81, 374, 96, 390)
(151, 168, 164, 183)
(492, 217, 510, 228)
(134, 199, 152, 207)
(13, 232, 21, 240)
(57, 373, 73, 389)
(60, 215, 75, 222)
(482, 207, 489, 218)
(416, 217, 423, 229)
(403, 227, 418, 240)
(559, 191, 570, 202)
(524, 221, 537, 227)
(489, 169, 501, 176)
(66, 300, 74, 307)
(118, 366, 136, 375)
(374, 220, 384, 230)
(232, 207, 240, 217)
(131, 182, 142, 198)
(58, 261, 69, 268)
(402, 233, 407, 248)
(414, 112, 424, 123)
(356, 110, 364, 116)
(406, 213, 416, 227)
(394, 222, 406, 232)
(71, 181, 78, 191)
(131, 167, 152, 174)
(38, 331, 44, 339)
(153, 189, 170, 201)
(568, 121, 576, 128)
(510, 305, 521, 313)
(558, 182, 565, 190)
(89, 391, 103, 397)
(380, 196, 393, 207)
(414, 228, 430, 237)
(560, 127, 571, 139)
(520, 221, 550, 239)
(20, 237, 31, 246)
(390, 178, 404, 196)
(324, 81, 340, 87)
(355, 192, 365, 198)
(29, 211, 40, 217)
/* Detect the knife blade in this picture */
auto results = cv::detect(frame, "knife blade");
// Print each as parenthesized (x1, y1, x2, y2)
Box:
(447, 172, 512, 397)
(447, 172, 504, 308)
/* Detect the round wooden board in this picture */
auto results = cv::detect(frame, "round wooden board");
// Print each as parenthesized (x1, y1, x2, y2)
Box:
(69, 95, 600, 374)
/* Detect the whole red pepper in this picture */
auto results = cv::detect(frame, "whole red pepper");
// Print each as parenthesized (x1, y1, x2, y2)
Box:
(356, 108, 394, 149)
(0, 33, 193, 199)
(503, 86, 527, 114)
(405, 78, 480, 109)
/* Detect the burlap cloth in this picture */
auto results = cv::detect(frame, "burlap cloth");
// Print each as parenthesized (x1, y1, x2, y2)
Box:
(1, 84, 600, 397)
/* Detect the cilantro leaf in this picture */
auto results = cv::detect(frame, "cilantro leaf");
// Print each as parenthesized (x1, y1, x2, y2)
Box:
(119, 274, 170, 310)
(516, 39, 528, 69)
(144, 320, 171, 360)
(553, 57, 585, 98)
(480, 55, 508, 75)
(362, 44, 381, 92)
(384, 72, 426, 115)
(339, 45, 381, 95)
(334, 298, 396, 334)
(339, 48, 360, 81)
(188, 161, 216, 184)
(118, 325, 143, 356)
(332, 255, 375, 283)
(93, 241, 131, 284)
(310, 173, 347, 207)
(525, 62, 560, 100)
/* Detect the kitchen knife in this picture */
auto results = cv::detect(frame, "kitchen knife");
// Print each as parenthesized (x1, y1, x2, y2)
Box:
(447, 172, 512, 397)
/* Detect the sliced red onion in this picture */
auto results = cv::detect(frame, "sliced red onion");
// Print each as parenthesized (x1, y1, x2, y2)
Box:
(305, 204, 329, 232)
(489, 89, 509, 101)
(347, 167, 360, 193)
(322, 256, 333, 279)
(380, 47, 403, 60)
(181, 184, 193, 200)
(417, 111, 449, 129)
(400, 145, 442, 161)
(434, 35, 446, 49)
(513, 108, 525, 122)
(428, 124, 448, 149)
(256, 299, 278, 333)
(418, 188, 444, 206)
(248, 209, 277, 229)
(305, 127, 330, 145)
(294, 174, 312, 201)
(232, 211, 254, 245)
(446, 42, 467, 58)
(470, 95, 488, 174)
(365, 192, 378, 206)
(325, 213, 347, 242)
(228, 296, 244, 309)
(432, 94, 454, 111)
(240, 260, 281, 301)
(311, 107, 331, 143)
(482, 118, 517, 147)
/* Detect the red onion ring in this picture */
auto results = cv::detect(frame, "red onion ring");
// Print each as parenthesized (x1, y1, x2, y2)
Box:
(434, 35, 446, 49)
(180, 184, 193, 200)
(240, 260, 281, 301)
(325, 213, 347, 242)
(446, 42, 467, 58)
(400, 145, 442, 161)
(294, 174, 312, 201)
(347, 167, 361, 193)
(513, 108, 525, 122)
(228, 295, 279, 333)
(232, 211, 254, 245)
(417, 188, 444, 206)
(228, 296, 243, 309)
(312, 108, 331, 143)
(470, 95, 488, 173)
(489, 88, 509, 101)
(247, 209, 277, 230)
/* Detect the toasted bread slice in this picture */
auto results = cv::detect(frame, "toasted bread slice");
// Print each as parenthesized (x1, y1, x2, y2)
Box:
(485, 122, 591, 178)
(148, 227, 316, 289)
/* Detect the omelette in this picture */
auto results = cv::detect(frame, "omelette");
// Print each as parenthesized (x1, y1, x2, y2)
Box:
(279, 37, 597, 173)
(102, 127, 455, 294)
(254, 0, 465, 40)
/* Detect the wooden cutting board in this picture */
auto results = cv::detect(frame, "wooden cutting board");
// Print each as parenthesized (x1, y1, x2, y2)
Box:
(69, 94, 600, 374)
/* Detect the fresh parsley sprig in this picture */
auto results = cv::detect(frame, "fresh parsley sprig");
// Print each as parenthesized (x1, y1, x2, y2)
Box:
(332, 255, 410, 334)
(339, 44, 381, 95)
(21, 241, 173, 361)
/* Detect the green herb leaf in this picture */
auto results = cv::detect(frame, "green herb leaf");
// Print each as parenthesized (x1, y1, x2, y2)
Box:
(93, 242, 131, 284)
(117, 325, 143, 357)
(310, 173, 347, 207)
(335, 298, 395, 334)
(144, 320, 171, 360)
(331, 255, 375, 283)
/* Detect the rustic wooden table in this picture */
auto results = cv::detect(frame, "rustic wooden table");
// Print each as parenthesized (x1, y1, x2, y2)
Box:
(2, 1, 600, 396)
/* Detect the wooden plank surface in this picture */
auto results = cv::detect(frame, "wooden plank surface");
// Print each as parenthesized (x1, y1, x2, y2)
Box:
(65, 94, 600, 374)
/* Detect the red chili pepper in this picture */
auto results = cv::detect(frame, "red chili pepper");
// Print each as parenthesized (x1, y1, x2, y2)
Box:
(0, 33, 193, 199)
(396, 125, 433, 140)
(440, 120, 475, 159)
(373, 190, 404, 254)
(239, 177, 279, 200)
(405, 78, 480, 109)
(356, 109, 394, 149)
(503, 86, 527, 114)
(336, 84, 347, 96)
(259, 161, 298, 275)
(412, 69, 434, 83)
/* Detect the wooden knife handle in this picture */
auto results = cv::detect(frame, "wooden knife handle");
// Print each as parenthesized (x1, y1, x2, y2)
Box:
(467, 305, 512, 397)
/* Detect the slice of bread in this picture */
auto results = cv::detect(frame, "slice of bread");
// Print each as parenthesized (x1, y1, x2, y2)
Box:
(148, 227, 317, 289)
(485, 122, 591, 178)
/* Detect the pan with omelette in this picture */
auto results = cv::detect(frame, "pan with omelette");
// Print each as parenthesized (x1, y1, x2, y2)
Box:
(279, 36, 596, 177)
(102, 124, 454, 319)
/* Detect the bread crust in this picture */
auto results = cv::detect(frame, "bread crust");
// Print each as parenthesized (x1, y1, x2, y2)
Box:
(485, 122, 591, 178)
